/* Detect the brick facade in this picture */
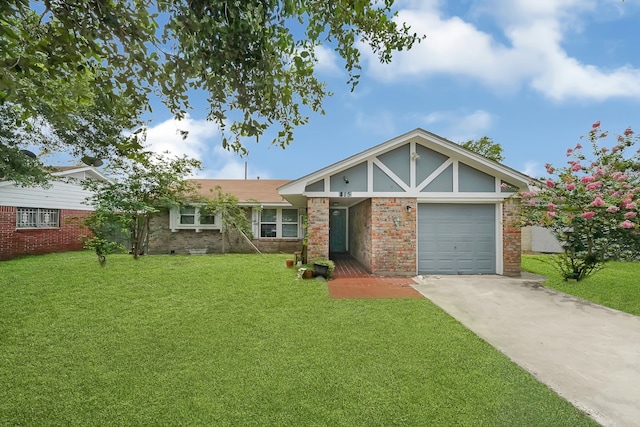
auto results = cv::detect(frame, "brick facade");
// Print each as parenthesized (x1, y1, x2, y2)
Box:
(502, 199, 522, 276)
(147, 212, 301, 255)
(306, 197, 329, 261)
(370, 198, 417, 275)
(0, 206, 92, 261)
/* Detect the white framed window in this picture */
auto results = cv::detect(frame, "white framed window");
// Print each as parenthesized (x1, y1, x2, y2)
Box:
(259, 208, 300, 238)
(16, 207, 60, 229)
(170, 206, 219, 232)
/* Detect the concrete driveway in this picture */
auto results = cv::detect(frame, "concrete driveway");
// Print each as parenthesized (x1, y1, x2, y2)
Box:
(411, 273, 640, 427)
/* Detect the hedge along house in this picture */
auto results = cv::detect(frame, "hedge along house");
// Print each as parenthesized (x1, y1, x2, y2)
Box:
(147, 179, 306, 255)
(278, 128, 531, 276)
(0, 166, 109, 261)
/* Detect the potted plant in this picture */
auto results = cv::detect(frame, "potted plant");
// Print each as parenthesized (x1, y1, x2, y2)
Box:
(312, 258, 335, 279)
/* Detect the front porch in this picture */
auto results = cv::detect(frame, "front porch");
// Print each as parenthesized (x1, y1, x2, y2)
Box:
(328, 253, 422, 299)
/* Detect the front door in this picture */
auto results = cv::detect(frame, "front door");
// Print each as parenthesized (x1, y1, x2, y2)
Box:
(329, 208, 347, 253)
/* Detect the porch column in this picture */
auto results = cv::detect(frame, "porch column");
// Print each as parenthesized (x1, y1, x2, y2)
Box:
(502, 198, 522, 277)
(307, 197, 329, 261)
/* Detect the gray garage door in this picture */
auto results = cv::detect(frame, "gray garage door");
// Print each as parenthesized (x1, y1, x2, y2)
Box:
(418, 204, 496, 274)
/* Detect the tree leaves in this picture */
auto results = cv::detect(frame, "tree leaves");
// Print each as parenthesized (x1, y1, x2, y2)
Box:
(2, 0, 422, 183)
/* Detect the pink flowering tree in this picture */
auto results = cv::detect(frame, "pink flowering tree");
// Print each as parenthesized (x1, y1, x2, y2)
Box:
(516, 122, 640, 280)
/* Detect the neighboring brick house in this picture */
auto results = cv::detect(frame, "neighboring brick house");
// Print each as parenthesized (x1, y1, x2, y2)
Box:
(279, 128, 531, 276)
(0, 166, 108, 261)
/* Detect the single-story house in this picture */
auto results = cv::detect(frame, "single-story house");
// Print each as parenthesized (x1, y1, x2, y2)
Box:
(151, 128, 531, 276)
(0, 166, 108, 261)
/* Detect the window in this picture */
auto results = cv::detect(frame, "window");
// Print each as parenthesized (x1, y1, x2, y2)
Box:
(170, 206, 219, 231)
(259, 208, 299, 238)
(16, 208, 60, 229)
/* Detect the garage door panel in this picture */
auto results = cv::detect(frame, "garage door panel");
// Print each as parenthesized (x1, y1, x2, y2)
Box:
(418, 204, 496, 274)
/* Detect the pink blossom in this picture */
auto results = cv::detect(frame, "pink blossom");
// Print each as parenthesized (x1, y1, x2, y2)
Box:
(566, 148, 573, 156)
(565, 183, 576, 191)
(586, 182, 602, 191)
(592, 121, 601, 129)
(500, 183, 507, 190)
(607, 206, 620, 213)
(624, 211, 637, 218)
(575, 143, 582, 150)
(625, 202, 637, 210)
(571, 163, 582, 172)
(580, 176, 595, 183)
(546, 211, 557, 218)
(548, 203, 556, 211)
(545, 163, 555, 174)
(612, 145, 620, 153)
(546, 180, 555, 188)
(624, 127, 634, 137)
(528, 200, 536, 206)
(601, 147, 609, 153)
(611, 172, 627, 181)
(590, 197, 605, 207)
(620, 220, 634, 229)
(581, 211, 596, 220)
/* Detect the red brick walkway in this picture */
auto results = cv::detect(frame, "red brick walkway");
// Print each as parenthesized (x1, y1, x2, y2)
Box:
(328, 254, 423, 299)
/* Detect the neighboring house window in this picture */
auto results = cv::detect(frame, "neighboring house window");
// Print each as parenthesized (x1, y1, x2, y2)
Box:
(16, 207, 60, 229)
(170, 206, 219, 231)
(260, 208, 299, 238)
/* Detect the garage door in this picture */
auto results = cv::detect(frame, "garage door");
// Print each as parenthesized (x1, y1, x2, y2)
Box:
(418, 204, 496, 274)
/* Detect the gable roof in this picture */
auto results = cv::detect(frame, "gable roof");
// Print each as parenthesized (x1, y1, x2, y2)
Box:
(279, 128, 531, 200)
(189, 179, 292, 205)
(0, 165, 110, 188)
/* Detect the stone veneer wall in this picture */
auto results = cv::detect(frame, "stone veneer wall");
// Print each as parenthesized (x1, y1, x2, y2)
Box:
(0, 206, 91, 261)
(370, 198, 416, 275)
(502, 199, 522, 276)
(306, 197, 329, 261)
(148, 212, 301, 255)
(348, 199, 372, 272)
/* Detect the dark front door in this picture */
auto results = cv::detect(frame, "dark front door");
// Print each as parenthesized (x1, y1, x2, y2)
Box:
(329, 208, 347, 253)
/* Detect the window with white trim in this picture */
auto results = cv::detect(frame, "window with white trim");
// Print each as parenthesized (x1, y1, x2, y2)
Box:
(16, 207, 60, 229)
(259, 208, 299, 238)
(170, 206, 219, 231)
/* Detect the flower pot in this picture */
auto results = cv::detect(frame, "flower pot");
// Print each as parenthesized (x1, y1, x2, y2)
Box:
(313, 262, 329, 278)
(286, 259, 294, 268)
(303, 269, 313, 279)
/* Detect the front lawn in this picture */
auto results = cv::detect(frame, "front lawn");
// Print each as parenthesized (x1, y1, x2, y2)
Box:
(0, 252, 596, 426)
(522, 255, 640, 316)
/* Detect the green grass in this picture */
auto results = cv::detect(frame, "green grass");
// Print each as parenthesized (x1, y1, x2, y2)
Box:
(1, 252, 596, 426)
(522, 254, 640, 316)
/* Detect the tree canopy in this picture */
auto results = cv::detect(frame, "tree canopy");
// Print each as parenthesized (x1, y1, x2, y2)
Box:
(461, 136, 505, 163)
(1, 0, 422, 183)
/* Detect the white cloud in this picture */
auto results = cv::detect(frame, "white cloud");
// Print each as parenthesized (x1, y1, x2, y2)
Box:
(143, 115, 218, 160)
(314, 45, 342, 75)
(196, 145, 272, 180)
(523, 160, 542, 178)
(419, 109, 493, 142)
(362, 0, 640, 101)
(142, 116, 274, 179)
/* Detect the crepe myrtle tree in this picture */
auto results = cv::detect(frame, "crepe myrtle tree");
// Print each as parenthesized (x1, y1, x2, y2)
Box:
(83, 151, 202, 264)
(516, 122, 640, 281)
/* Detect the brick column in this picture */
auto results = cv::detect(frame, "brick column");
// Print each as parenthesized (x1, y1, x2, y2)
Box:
(502, 199, 522, 277)
(306, 197, 329, 262)
(370, 197, 416, 275)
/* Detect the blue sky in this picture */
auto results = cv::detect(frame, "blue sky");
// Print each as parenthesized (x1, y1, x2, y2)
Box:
(61, 0, 640, 181)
